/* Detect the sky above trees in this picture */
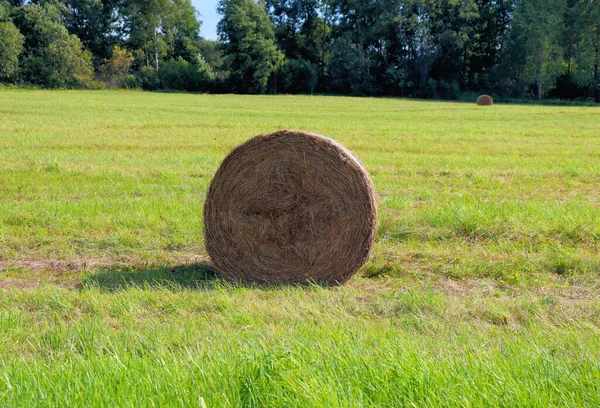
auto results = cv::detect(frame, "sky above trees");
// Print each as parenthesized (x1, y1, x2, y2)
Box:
(195, 0, 218, 39)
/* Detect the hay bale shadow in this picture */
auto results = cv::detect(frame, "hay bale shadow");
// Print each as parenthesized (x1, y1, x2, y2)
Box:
(82, 262, 336, 291)
(83, 262, 221, 291)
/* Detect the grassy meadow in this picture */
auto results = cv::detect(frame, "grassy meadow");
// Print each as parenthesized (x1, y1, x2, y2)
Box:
(1, 90, 599, 406)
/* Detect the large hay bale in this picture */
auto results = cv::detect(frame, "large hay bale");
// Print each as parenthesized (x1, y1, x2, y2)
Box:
(477, 94, 493, 106)
(204, 130, 377, 285)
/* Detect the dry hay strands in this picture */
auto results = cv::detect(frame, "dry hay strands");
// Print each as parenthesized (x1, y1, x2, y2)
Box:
(204, 130, 377, 286)
(477, 94, 494, 106)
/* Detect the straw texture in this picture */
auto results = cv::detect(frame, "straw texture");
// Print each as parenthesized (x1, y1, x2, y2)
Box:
(204, 130, 377, 285)
(477, 95, 494, 106)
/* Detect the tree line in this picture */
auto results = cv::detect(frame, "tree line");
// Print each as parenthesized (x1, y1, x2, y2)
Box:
(0, 0, 599, 101)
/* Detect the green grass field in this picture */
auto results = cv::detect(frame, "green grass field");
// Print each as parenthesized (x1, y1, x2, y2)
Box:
(1, 90, 599, 407)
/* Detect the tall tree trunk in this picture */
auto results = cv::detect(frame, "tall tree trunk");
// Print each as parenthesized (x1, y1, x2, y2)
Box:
(154, 30, 159, 72)
(567, 36, 573, 76)
(462, 46, 468, 91)
(537, 55, 543, 101)
(594, 46, 599, 82)
(320, 2, 327, 76)
(594, 47, 600, 102)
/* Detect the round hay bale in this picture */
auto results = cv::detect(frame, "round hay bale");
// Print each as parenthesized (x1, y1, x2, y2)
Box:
(204, 130, 377, 285)
(477, 94, 493, 106)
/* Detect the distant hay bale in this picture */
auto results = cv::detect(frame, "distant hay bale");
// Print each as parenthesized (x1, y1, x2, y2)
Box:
(477, 95, 493, 106)
(204, 130, 377, 285)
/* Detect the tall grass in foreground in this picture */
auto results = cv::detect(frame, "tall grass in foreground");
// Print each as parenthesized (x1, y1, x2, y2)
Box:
(1, 281, 599, 407)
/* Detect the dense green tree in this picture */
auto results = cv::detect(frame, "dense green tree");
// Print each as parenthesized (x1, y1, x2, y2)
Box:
(0, 3, 23, 81)
(264, 0, 325, 64)
(424, 0, 480, 88)
(328, 0, 399, 93)
(508, 0, 567, 100)
(569, 0, 600, 100)
(0, 1, 8, 20)
(462, 0, 514, 89)
(61, 0, 122, 62)
(197, 38, 224, 71)
(318, 0, 514, 96)
(328, 35, 372, 94)
(217, 0, 284, 93)
(0, 21, 24, 80)
(122, 0, 201, 71)
(99, 45, 133, 88)
(159, 56, 214, 91)
(280, 57, 318, 93)
(1, 0, 24, 7)
(13, 2, 94, 87)
(407, 4, 438, 96)
(2, 0, 600, 99)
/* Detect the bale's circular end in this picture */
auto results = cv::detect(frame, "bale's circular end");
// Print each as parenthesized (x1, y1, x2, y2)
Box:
(203, 130, 377, 285)
(477, 95, 493, 106)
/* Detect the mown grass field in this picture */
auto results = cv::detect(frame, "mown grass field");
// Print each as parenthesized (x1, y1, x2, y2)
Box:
(1, 90, 599, 406)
